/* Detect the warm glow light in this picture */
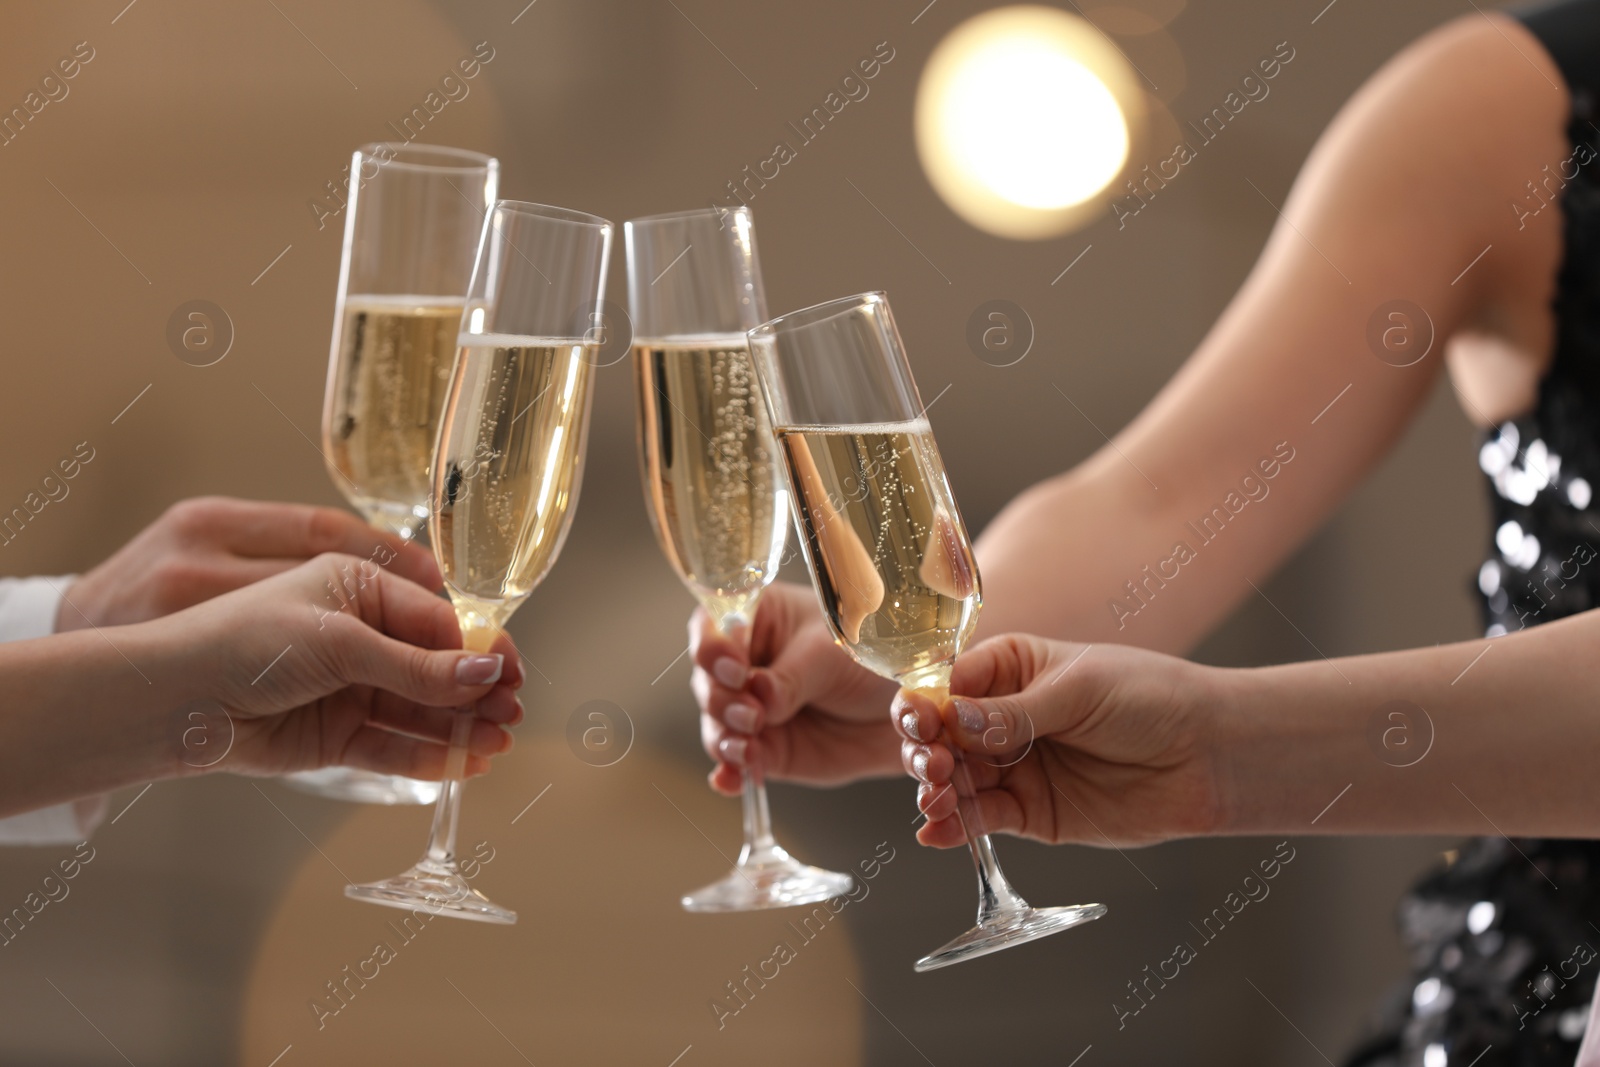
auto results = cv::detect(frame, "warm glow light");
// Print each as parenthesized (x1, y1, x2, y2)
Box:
(916, 5, 1145, 239)
(942, 38, 1126, 209)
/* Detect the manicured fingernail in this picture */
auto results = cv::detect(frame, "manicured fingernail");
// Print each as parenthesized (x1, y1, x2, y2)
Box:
(900, 708, 923, 742)
(954, 698, 984, 733)
(911, 747, 931, 781)
(719, 736, 748, 765)
(712, 657, 748, 689)
(457, 654, 503, 685)
(725, 702, 758, 733)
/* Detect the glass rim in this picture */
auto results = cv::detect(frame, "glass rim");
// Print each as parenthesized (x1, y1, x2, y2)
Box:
(624, 204, 752, 229)
(493, 198, 613, 232)
(356, 142, 498, 174)
(748, 290, 888, 339)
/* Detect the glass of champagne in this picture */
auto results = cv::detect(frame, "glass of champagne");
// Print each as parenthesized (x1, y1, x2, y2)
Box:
(345, 200, 612, 924)
(289, 142, 499, 807)
(625, 206, 854, 911)
(747, 291, 1107, 969)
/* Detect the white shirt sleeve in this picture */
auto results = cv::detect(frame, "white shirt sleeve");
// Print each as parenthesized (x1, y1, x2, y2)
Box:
(0, 575, 110, 846)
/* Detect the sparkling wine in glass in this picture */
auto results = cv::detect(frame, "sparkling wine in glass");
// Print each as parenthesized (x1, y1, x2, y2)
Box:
(344, 200, 611, 924)
(748, 291, 1106, 969)
(625, 206, 853, 911)
(289, 142, 499, 807)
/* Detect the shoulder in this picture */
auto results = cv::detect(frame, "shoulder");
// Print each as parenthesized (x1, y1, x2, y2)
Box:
(1282, 12, 1568, 307)
(1307, 13, 1564, 191)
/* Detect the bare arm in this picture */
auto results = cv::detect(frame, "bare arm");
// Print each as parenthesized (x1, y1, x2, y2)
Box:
(976, 13, 1565, 652)
(898, 609, 1600, 847)
(0, 557, 522, 819)
(695, 13, 1571, 787)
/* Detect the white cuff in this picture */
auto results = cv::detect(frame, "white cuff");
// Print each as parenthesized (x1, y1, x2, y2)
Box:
(0, 574, 73, 640)
(0, 796, 108, 845)
(0, 574, 105, 845)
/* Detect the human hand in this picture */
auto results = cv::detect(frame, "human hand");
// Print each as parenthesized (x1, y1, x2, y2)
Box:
(158, 553, 522, 781)
(892, 635, 1228, 849)
(57, 497, 438, 631)
(690, 580, 900, 794)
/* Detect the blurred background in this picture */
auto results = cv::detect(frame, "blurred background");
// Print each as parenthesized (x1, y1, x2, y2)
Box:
(0, 0, 1490, 1063)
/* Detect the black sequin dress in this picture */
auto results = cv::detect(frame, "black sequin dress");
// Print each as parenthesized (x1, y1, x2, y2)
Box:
(1342, 3, 1600, 1065)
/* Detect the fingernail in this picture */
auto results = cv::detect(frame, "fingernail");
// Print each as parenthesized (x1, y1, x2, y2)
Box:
(725, 702, 758, 733)
(456, 654, 503, 685)
(712, 657, 748, 689)
(899, 708, 923, 742)
(954, 698, 984, 734)
(720, 736, 748, 766)
(911, 747, 931, 782)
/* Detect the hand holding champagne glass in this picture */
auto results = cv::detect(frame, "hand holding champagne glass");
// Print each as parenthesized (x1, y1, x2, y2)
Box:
(748, 292, 1106, 969)
(345, 200, 612, 924)
(625, 206, 853, 911)
(291, 142, 499, 807)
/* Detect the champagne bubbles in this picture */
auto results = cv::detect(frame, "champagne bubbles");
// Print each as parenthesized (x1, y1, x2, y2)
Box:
(1366, 299, 1434, 368)
(166, 299, 234, 367)
(565, 699, 634, 767)
(966, 299, 1034, 367)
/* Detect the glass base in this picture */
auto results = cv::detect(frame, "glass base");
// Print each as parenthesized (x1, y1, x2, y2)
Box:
(345, 859, 517, 925)
(281, 768, 441, 805)
(914, 902, 1107, 972)
(682, 845, 855, 913)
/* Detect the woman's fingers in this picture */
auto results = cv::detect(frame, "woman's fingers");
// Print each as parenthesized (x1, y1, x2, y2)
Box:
(331, 622, 510, 708)
(350, 567, 463, 650)
(689, 606, 749, 686)
(900, 738, 954, 784)
(706, 761, 743, 796)
(324, 568, 526, 705)
(917, 781, 960, 822)
(892, 689, 942, 744)
(190, 498, 440, 589)
(914, 787, 1028, 848)
(948, 632, 1051, 698)
(367, 694, 520, 748)
(340, 725, 494, 781)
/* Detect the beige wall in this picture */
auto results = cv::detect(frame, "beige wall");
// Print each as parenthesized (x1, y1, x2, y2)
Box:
(0, 0, 1490, 1063)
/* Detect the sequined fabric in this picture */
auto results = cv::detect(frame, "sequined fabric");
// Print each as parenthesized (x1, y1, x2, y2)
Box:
(1340, 3, 1600, 1065)
(1343, 840, 1600, 1067)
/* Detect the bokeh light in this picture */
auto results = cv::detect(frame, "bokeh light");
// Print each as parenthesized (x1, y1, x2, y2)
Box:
(916, 5, 1146, 239)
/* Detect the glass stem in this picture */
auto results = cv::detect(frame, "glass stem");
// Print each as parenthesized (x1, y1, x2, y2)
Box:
(716, 609, 780, 865)
(423, 709, 473, 868)
(738, 766, 778, 862)
(951, 748, 1028, 925)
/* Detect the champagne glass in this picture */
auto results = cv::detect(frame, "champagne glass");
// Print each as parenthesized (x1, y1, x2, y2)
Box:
(625, 206, 854, 911)
(747, 292, 1106, 969)
(345, 200, 612, 924)
(289, 142, 498, 807)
